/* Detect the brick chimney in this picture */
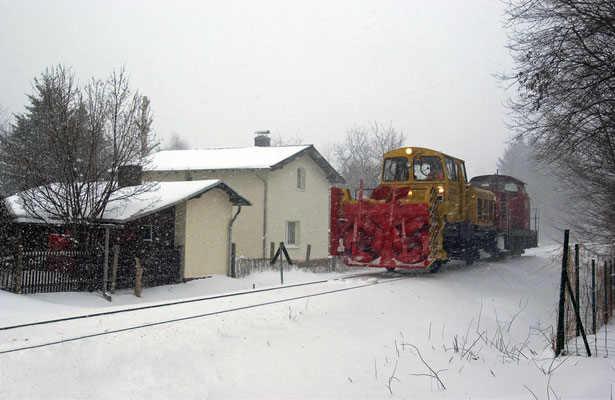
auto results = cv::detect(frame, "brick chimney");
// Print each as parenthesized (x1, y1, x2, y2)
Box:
(118, 165, 143, 188)
(254, 130, 271, 147)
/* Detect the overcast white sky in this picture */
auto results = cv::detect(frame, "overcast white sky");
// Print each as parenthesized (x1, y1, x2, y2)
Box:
(0, 0, 514, 177)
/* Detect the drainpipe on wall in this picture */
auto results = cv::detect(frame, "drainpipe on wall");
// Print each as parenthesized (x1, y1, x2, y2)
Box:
(252, 170, 268, 259)
(228, 205, 242, 277)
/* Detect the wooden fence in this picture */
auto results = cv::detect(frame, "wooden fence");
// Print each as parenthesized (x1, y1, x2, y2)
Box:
(0, 245, 181, 294)
(0, 249, 94, 294)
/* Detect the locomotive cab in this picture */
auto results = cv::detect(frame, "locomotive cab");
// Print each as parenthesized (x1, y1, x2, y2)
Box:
(375, 148, 477, 225)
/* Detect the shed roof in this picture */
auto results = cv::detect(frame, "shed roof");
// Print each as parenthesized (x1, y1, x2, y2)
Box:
(7, 179, 251, 224)
(146, 145, 346, 184)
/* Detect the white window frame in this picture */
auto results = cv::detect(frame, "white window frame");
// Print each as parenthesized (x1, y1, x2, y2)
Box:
(286, 221, 300, 246)
(297, 167, 306, 191)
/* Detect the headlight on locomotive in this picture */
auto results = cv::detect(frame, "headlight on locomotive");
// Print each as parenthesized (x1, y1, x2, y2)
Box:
(437, 186, 445, 202)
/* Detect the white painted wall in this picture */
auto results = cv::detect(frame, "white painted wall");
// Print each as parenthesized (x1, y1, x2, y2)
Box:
(182, 188, 232, 278)
(267, 155, 330, 261)
(150, 169, 265, 259)
(146, 153, 331, 262)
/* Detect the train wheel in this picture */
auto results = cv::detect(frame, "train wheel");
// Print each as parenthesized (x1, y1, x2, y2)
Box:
(386, 267, 395, 272)
(465, 243, 474, 265)
(428, 261, 441, 274)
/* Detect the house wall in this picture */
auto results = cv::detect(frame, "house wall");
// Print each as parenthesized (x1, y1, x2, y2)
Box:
(110, 207, 180, 287)
(267, 155, 330, 261)
(145, 153, 331, 261)
(146, 169, 266, 259)
(183, 188, 232, 278)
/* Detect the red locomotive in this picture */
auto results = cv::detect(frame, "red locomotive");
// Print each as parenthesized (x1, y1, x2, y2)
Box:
(469, 174, 538, 257)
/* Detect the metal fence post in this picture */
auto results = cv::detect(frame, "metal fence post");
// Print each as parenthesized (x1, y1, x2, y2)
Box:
(592, 259, 596, 334)
(555, 230, 569, 356)
(604, 261, 609, 326)
(611, 260, 614, 317)
(575, 244, 580, 337)
(279, 242, 284, 285)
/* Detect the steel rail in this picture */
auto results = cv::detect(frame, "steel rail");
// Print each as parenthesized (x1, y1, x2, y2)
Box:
(0, 274, 410, 355)
(0, 270, 397, 332)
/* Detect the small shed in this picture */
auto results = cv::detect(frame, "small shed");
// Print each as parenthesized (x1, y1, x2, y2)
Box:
(6, 180, 251, 283)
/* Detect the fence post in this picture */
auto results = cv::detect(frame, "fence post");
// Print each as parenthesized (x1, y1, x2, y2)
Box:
(575, 244, 580, 337)
(13, 245, 23, 294)
(110, 244, 119, 294)
(564, 261, 592, 356)
(135, 257, 143, 298)
(611, 260, 614, 317)
(279, 242, 284, 285)
(101, 227, 111, 301)
(604, 261, 609, 326)
(270, 242, 275, 260)
(306, 244, 311, 263)
(592, 259, 596, 334)
(555, 230, 569, 356)
(230, 243, 236, 278)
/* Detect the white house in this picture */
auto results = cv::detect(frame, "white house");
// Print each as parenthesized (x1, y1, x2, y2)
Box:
(144, 134, 345, 262)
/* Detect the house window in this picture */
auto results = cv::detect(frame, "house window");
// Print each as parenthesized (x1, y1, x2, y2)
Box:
(140, 225, 153, 242)
(286, 221, 300, 245)
(297, 167, 306, 191)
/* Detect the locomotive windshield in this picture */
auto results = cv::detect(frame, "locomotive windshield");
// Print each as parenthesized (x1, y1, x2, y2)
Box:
(382, 157, 410, 182)
(413, 156, 444, 181)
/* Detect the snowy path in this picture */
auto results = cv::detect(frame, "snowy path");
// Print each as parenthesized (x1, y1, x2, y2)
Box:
(1, 246, 614, 399)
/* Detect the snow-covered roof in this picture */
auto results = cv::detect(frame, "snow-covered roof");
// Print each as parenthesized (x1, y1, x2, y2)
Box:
(146, 145, 311, 171)
(146, 145, 346, 184)
(7, 180, 251, 224)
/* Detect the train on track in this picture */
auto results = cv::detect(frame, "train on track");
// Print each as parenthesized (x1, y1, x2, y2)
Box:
(329, 146, 538, 272)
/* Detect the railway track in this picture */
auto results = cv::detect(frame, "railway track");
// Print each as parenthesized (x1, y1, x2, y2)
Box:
(0, 270, 413, 355)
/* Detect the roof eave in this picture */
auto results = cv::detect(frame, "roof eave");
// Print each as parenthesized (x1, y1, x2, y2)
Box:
(270, 145, 346, 184)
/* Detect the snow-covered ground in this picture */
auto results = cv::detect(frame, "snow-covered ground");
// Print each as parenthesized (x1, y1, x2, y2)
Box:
(1, 245, 614, 399)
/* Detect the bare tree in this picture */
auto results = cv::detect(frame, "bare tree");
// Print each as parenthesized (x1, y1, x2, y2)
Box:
(163, 131, 190, 150)
(0, 105, 8, 133)
(0, 65, 156, 245)
(136, 95, 155, 156)
(332, 121, 406, 190)
(271, 132, 306, 146)
(501, 0, 615, 244)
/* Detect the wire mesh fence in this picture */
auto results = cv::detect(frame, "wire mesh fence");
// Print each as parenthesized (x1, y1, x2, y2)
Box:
(556, 230, 615, 357)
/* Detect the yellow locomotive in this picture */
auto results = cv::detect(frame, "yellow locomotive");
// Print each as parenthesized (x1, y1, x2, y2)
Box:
(330, 147, 499, 272)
